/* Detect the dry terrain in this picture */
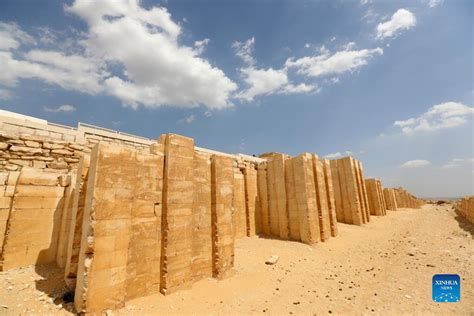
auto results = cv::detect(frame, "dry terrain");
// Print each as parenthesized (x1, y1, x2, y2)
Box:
(1, 203, 472, 315)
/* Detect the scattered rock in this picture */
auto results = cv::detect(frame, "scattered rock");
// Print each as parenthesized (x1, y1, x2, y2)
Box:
(404, 294, 412, 299)
(265, 255, 280, 265)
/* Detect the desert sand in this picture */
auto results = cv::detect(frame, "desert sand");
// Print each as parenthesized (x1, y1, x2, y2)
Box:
(0, 203, 472, 315)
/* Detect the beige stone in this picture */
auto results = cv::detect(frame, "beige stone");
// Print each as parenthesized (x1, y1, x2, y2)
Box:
(18, 170, 58, 186)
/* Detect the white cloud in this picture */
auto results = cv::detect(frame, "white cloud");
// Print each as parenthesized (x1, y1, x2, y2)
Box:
(66, 0, 237, 109)
(0, 22, 35, 51)
(428, 0, 443, 8)
(394, 102, 474, 134)
(194, 38, 210, 55)
(324, 152, 342, 159)
(234, 38, 317, 102)
(43, 104, 76, 113)
(0, 88, 12, 100)
(204, 110, 212, 117)
(376, 9, 416, 40)
(0, 50, 106, 94)
(179, 113, 195, 124)
(440, 157, 474, 169)
(37, 27, 58, 45)
(400, 159, 431, 169)
(0, 0, 237, 110)
(285, 47, 383, 78)
(232, 37, 256, 66)
(324, 150, 357, 159)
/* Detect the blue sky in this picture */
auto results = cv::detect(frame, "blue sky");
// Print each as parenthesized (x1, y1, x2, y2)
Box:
(0, 0, 472, 197)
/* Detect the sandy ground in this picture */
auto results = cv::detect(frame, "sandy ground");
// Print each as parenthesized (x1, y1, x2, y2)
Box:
(0, 203, 473, 315)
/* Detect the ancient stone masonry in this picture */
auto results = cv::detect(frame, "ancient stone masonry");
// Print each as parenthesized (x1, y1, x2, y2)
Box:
(365, 178, 387, 216)
(455, 196, 474, 224)
(383, 188, 398, 211)
(393, 188, 423, 209)
(0, 169, 67, 270)
(329, 157, 370, 225)
(64, 156, 90, 289)
(256, 163, 270, 235)
(255, 153, 338, 244)
(0, 111, 428, 313)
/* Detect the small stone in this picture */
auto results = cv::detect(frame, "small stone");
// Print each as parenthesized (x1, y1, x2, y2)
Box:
(24, 140, 41, 148)
(404, 294, 412, 299)
(265, 255, 280, 265)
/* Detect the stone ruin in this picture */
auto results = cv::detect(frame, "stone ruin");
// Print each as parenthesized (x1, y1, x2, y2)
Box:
(0, 110, 427, 313)
(455, 196, 474, 224)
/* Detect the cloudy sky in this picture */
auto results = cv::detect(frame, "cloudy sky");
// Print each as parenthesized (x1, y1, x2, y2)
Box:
(0, 0, 472, 198)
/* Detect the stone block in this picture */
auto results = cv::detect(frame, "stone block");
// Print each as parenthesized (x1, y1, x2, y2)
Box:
(322, 160, 338, 237)
(9, 146, 42, 155)
(233, 170, 247, 239)
(291, 154, 320, 244)
(312, 156, 331, 241)
(14, 185, 64, 197)
(211, 155, 234, 279)
(244, 164, 257, 237)
(0, 196, 12, 209)
(285, 158, 300, 241)
(257, 163, 270, 235)
(266, 153, 288, 239)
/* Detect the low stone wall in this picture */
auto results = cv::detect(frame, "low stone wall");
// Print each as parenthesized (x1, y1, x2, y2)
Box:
(0, 110, 153, 173)
(455, 196, 474, 224)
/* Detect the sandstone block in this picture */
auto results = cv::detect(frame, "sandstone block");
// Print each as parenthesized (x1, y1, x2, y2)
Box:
(15, 184, 64, 197)
(9, 146, 42, 155)
(0, 142, 9, 150)
(18, 170, 59, 186)
(10, 159, 32, 167)
(52, 149, 74, 156)
(0, 196, 12, 208)
(24, 140, 41, 148)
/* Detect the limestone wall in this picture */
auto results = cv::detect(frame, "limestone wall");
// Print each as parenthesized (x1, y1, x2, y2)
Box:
(255, 153, 338, 244)
(0, 110, 428, 313)
(0, 110, 153, 174)
(70, 136, 238, 312)
(393, 188, 423, 209)
(0, 169, 67, 270)
(383, 188, 398, 211)
(455, 196, 474, 224)
(64, 156, 90, 288)
(330, 157, 370, 225)
(74, 142, 164, 312)
(365, 178, 387, 216)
